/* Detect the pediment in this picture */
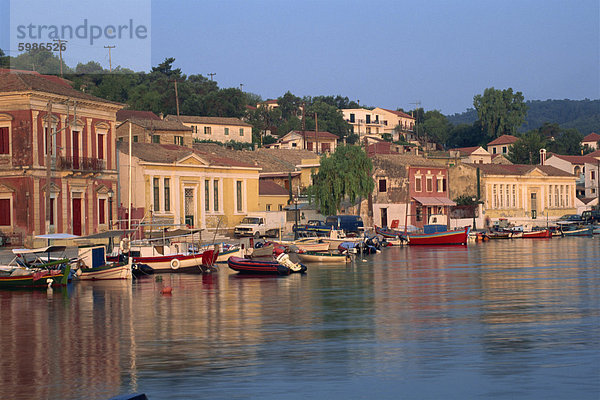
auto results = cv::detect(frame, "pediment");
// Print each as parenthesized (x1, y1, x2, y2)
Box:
(41, 182, 61, 194)
(177, 154, 209, 166)
(0, 183, 15, 193)
(528, 167, 547, 177)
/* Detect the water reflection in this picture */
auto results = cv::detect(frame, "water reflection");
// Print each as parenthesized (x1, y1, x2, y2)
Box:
(0, 238, 598, 399)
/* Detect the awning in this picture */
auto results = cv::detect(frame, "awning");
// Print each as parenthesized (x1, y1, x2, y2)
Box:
(412, 196, 457, 206)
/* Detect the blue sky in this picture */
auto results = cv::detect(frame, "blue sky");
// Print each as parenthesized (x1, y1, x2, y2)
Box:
(2, 0, 598, 115)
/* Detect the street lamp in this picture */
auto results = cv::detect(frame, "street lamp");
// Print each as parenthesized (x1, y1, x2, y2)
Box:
(294, 196, 299, 241)
(472, 196, 477, 231)
(108, 188, 114, 230)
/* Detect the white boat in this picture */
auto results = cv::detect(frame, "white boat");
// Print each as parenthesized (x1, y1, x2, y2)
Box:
(296, 251, 351, 264)
(76, 245, 132, 280)
(321, 230, 363, 250)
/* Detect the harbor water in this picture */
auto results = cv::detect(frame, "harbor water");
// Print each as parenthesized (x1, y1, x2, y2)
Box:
(0, 237, 598, 399)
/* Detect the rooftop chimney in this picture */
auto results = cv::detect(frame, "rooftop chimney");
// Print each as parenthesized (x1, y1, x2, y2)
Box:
(540, 148, 546, 165)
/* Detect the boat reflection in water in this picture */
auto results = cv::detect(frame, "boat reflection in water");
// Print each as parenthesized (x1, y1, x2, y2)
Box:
(0, 238, 598, 399)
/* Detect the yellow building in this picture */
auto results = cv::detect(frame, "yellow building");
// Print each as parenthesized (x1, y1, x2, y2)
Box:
(258, 180, 289, 211)
(117, 142, 261, 231)
(471, 164, 577, 222)
(166, 115, 252, 144)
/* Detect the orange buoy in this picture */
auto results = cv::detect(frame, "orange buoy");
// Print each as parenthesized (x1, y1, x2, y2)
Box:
(160, 286, 173, 294)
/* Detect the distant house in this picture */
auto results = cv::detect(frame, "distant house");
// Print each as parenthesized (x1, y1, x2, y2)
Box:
(366, 140, 418, 157)
(372, 108, 416, 141)
(268, 130, 338, 153)
(491, 154, 513, 164)
(165, 115, 252, 144)
(340, 107, 415, 142)
(545, 153, 599, 198)
(116, 118, 193, 147)
(449, 146, 492, 164)
(487, 134, 519, 155)
(582, 132, 600, 150)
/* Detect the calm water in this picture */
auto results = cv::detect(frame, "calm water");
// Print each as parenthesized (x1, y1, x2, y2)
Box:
(1, 238, 599, 399)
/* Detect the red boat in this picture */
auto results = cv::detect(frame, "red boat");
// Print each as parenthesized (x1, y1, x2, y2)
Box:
(521, 229, 552, 239)
(227, 255, 307, 275)
(407, 227, 470, 245)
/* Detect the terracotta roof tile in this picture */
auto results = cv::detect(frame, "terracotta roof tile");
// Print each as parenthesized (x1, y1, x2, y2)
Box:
(166, 115, 252, 127)
(259, 180, 289, 196)
(487, 134, 519, 146)
(290, 130, 339, 140)
(119, 118, 192, 131)
(469, 163, 574, 177)
(117, 110, 160, 121)
(548, 153, 598, 164)
(0, 70, 122, 106)
(372, 154, 447, 169)
(449, 146, 483, 155)
(378, 108, 414, 119)
(582, 132, 600, 142)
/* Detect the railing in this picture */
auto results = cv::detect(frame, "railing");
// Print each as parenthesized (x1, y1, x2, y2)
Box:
(56, 156, 106, 171)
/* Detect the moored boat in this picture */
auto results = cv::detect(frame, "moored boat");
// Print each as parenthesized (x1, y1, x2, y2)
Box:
(521, 229, 552, 239)
(0, 246, 72, 288)
(227, 254, 306, 275)
(76, 245, 133, 280)
(408, 226, 470, 245)
(562, 226, 593, 237)
(487, 231, 512, 239)
(296, 251, 350, 264)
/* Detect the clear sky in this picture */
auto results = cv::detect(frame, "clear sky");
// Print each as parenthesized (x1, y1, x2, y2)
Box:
(1, 0, 598, 115)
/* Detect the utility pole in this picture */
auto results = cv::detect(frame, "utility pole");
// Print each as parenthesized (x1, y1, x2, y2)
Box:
(104, 45, 115, 72)
(301, 102, 306, 150)
(53, 39, 67, 77)
(410, 100, 421, 144)
(173, 80, 180, 117)
(314, 112, 318, 154)
(239, 83, 244, 92)
(208, 73, 216, 81)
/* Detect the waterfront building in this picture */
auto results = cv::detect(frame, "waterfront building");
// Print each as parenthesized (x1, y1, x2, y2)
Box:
(364, 154, 455, 229)
(545, 153, 599, 199)
(469, 163, 577, 221)
(117, 142, 261, 231)
(165, 115, 253, 144)
(258, 180, 290, 212)
(0, 70, 122, 246)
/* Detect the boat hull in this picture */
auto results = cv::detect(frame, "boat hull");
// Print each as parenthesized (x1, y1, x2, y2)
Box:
(408, 227, 470, 245)
(78, 264, 132, 280)
(128, 250, 218, 273)
(227, 256, 290, 275)
(0, 261, 71, 288)
(562, 227, 593, 237)
(296, 252, 350, 264)
(521, 229, 552, 238)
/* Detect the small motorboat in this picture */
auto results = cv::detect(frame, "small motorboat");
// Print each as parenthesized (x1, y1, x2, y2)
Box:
(227, 254, 306, 275)
(76, 245, 133, 280)
(407, 226, 470, 245)
(0, 246, 72, 289)
(487, 231, 512, 239)
(562, 226, 593, 237)
(296, 251, 350, 264)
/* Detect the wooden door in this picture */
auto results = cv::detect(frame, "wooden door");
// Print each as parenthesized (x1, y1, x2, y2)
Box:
(72, 198, 82, 236)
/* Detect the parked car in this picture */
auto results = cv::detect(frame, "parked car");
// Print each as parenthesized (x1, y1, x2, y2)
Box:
(325, 215, 364, 234)
(581, 210, 600, 224)
(556, 214, 584, 225)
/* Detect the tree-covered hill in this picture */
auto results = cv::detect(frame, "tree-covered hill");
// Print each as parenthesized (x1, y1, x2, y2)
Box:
(447, 99, 599, 135)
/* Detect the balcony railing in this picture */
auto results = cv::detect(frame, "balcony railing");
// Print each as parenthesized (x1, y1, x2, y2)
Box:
(56, 156, 106, 171)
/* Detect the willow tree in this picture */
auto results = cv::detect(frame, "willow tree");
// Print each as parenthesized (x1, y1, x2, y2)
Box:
(308, 145, 374, 216)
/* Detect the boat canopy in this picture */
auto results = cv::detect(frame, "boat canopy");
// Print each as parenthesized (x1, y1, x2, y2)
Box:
(74, 230, 135, 241)
(35, 233, 80, 239)
(12, 245, 67, 255)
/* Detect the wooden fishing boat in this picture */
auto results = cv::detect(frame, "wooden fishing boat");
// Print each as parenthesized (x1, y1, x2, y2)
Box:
(76, 245, 133, 280)
(0, 246, 72, 288)
(521, 229, 552, 239)
(289, 238, 331, 252)
(407, 226, 470, 245)
(374, 225, 404, 239)
(296, 251, 350, 264)
(487, 231, 512, 239)
(227, 254, 306, 275)
(562, 226, 593, 237)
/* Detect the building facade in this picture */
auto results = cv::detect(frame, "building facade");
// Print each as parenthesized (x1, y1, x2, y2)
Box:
(0, 70, 122, 246)
(268, 130, 338, 153)
(166, 115, 252, 144)
(117, 143, 261, 232)
(487, 134, 519, 155)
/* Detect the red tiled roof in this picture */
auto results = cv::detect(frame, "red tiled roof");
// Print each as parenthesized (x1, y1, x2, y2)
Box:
(166, 115, 252, 127)
(290, 130, 339, 140)
(117, 110, 160, 121)
(548, 153, 598, 165)
(379, 108, 414, 119)
(487, 134, 519, 146)
(582, 132, 600, 142)
(471, 163, 574, 177)
(450, 146, 482, 155)
(259, 180, 289, 196)
(0, 70, 122, 106)
(119, 118, 192, 131)
(586, 149, 600, 158)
